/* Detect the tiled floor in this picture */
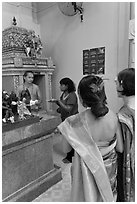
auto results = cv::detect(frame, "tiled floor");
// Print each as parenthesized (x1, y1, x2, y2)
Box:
(32, 133, 72, 202)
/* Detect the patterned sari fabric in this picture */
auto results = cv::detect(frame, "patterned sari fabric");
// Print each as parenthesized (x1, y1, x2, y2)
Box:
(117, 106, 135, 202)
(99, 143, 117, 199)
(58, 110, 117, 202)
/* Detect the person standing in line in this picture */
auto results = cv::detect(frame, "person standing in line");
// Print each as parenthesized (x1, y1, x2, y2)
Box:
(49, 77, 78, 163)
(58, 75, 123, 201)
(115, 68, 135, 202)
(17, 71, 42, 115)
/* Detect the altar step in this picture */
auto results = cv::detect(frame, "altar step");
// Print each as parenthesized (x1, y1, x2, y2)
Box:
(2, 114, 62, 202)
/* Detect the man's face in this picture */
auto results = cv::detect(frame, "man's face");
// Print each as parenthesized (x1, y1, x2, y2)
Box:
(24, 73, 34, 84)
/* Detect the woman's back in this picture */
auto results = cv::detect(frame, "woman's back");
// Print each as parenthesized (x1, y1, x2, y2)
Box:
(84, 109, 118, 144)
(58, 75, 120, 201)
(58, 108, 118, 201)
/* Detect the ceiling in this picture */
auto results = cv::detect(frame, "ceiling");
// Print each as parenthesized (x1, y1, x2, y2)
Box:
(36, 2, 57, 13)
(5, 2, 57, 13)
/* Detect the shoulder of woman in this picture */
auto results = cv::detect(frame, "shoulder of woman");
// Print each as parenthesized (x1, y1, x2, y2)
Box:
(33, 83, 39, 89)
(32, 83, 37, 87)
(68, 92, 77, 98)
(118, 106, 135, 124)
(106, 109, 118, 123)
(71, 91, 76, 95)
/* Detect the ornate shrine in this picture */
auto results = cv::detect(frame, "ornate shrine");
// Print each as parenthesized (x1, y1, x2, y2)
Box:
(2, 25, 62, 202)
(2, 25, 55, 111)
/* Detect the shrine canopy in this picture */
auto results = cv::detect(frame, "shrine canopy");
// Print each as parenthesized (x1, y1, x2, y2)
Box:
(2, 25, 49, 69)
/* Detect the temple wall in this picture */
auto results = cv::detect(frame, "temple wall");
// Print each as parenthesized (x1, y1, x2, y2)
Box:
(37, 2, 130, 113)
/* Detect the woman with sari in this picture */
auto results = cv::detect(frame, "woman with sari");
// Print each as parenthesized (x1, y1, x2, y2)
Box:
(58, 75, 123, 202)
(115, 68, 135, 202)
(49, 77, 78, 163)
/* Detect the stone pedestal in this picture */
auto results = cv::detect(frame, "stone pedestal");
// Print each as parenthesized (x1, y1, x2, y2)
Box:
(2, 113, 62, 202)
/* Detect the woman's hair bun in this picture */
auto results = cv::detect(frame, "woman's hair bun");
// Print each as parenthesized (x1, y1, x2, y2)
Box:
(78, 75, 108, 118)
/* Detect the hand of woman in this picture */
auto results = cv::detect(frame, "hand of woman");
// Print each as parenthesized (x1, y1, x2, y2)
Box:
(48, 99, 58, 103)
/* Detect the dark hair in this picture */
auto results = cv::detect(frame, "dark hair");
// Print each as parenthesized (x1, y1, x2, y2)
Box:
(78, 75, 108, 118)
(117, 68, 135, 96)
(60, 77, 76, 93)
(23, 71, 34, 82)
(23, 71, 34, 77)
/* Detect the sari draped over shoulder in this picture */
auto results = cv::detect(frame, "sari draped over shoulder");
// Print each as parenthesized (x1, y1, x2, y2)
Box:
(58, 110, 117, 202)
(117, 106, 135, 202)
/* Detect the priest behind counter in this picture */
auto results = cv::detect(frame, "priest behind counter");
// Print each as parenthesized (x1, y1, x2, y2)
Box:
(17, 71, 42, 116)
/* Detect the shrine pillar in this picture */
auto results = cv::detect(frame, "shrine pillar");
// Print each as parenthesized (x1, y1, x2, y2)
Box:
(128, 3, 135, 68)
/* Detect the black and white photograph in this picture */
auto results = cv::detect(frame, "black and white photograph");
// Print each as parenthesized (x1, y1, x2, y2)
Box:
(2, 1, 135, 202)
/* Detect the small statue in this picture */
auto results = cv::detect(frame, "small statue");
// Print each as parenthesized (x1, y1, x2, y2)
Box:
(35, 35, 43, 56)
(2, 90, 11, 120)
(20, 89, 31, 112)
(17, 89, 32, 120)
(9, 91, 18, 116)
(2, 90, 18, 123)
(24, 31, 43, 58)
(12, 17, 17, 26)
(18, 101, 31, 120)
(24, 44, 31, 57)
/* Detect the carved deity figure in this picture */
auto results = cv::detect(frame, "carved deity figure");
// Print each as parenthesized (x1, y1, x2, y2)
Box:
(24, 31, 43, 59)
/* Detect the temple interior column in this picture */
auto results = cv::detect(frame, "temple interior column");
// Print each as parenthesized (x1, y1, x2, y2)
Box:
(44, 72, 53, 112)
(128, 2, 135, 68)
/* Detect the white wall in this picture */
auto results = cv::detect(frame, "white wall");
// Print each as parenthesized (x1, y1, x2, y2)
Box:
(2, 2, 40, 36)
(37, 2, 130, 113)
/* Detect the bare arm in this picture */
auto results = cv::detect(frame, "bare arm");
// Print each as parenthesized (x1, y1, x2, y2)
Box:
(36, 86, 42, 105)
(56, 100, 73, 112)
